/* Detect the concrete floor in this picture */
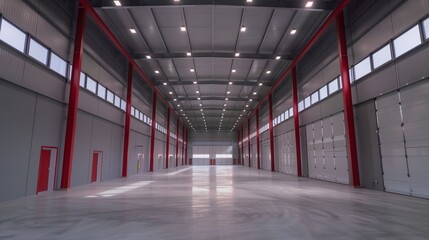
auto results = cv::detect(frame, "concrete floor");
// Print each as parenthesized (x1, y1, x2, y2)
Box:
(1, 166, 429, 240)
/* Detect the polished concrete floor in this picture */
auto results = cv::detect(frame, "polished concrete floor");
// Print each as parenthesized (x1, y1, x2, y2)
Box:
(1, 166, 429, 240)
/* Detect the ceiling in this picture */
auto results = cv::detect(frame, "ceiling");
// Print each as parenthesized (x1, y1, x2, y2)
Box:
(90, 0, 334, 132)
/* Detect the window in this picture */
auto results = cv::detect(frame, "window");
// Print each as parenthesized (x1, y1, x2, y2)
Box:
(193, 154, 210, 158)
(424, 18, 429, 39)
(304, 96, 311, 109)
(143, 115, 147, 123)
(86, 77, 97, 94)
(28, 38, 48, 64)
(284, 110, 289, 119)
(328, 78, 339, 94)
(372, 44, 392, 69)
(298, 101, 304, 112)
(280, 113, 284, 122)
(354, 57, 372, 80)
(79, 72, 86, 87)
(49, 53, 67, 77)
(311, 91, 319, 104)
(97, 84, 106, 99)
(289, 108, 294, 117)
(131, 106, 135, 116)
(0, 18, 26, 52)
(106, 90, 114, 104)
(319, 85, 328, 100)
(139, 112, 143, 121)
(393, 25, 422, 57)
(114, 95, 121, 108)
(216, 154, 232, 158)
(121, 99, 126, 111)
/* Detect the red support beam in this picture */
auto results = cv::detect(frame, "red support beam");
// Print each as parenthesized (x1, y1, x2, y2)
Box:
(176, 118, 179, 167)
(149, 93, 157, 172)
(165, 108, 171, 169)
(185, 131, 189, 165)
(121, 62, 133, 177)
(246, 0, 350, 120)
(241, 126, 245, 166)
(336, 12, 360, 187)
(237, 130, 241, 165)
(61, 6, 86, 189)
(268, 94, 275, 172)
(256, 108, 261, 169)
(247, 118, 251, 168)
(182, 125, 185, 165)
(292, 67, 303, 177)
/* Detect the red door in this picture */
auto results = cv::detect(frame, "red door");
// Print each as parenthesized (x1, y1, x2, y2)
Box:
(37, 149, 51, 193)
(91, 152, 98, 182)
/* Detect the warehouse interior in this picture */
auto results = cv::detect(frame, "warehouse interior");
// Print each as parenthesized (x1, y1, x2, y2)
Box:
(1, 0, 429, 239)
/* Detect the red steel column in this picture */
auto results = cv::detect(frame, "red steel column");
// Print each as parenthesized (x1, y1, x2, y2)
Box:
(61, 6, 86, 189)
(185, 130, 188, 165)
(175, 118, 179, 167)
(237, 130, 241, 165)
(256, 108, 261, 169)
(149, 93, 157, 172)
(241, 126, 245, 166)
(336, 12, 360, 187)
(269, 94, 275, 172)
(182, 125, 185, 165)
(121, 62, 133, 177)
(292, 67, 303, 177)
(165, 108, 171, 169)
(247, 119, 251, 168)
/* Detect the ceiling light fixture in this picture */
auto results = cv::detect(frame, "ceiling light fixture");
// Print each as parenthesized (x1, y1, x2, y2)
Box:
(197, 97, 200, 100)
(290, 29, 297, 35)
(190, 68, 195, 72)
(246, 105, 249, 107)
(225, 98, 228, 101)
(253, 92, 257, 95)
(130, 28, 136, 33)
(306, 1, 314, 8)
(275, 56, 281, 60)
(249, 99, 253, 102)
(163, 82, 167, 85)
(114, 0, 121, 6)
(181, 26, 187, 32)
(174, 99, 177, 101)
(196, 90, 199, 93)
(227, 91, 230, 94)
(259, 82, 263, 86)
(229, 82, 233, 85)
(177, 105, 180, 107)
(235, 52, 240, 57)
(193, 81, 197, 84)
(232, 69, 236, 73)
(146, 55, 151, 59)
(169, 91, 173, 95)
(155, 70, 159, 74)
(241, 26, 246, 32)
(187, 52, 192, 56)
(266, 70, 271, 74)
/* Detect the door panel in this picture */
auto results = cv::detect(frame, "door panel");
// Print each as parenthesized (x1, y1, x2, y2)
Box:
(91, 152, 98, 183)
(37, 149, 51, 193)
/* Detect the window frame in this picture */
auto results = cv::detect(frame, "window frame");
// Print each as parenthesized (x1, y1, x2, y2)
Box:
(0, 17, 27, 53)
(393, 24, 422, 58)
(28, 37, 49, 65)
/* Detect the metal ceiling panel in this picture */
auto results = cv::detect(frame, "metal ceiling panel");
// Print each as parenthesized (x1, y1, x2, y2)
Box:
(184, 6, 213, 51)
(231, 59, 254, 81)
(213, 6, 242, 52)
(212, 58, 233, 79)
(172, 58, 196, 79)
(194, 58, 212, 79)
(128, 7, 167, 53)
(246, 59, 269, 80)
(157, 59, 180, 81)
(237, 7, 273, 53)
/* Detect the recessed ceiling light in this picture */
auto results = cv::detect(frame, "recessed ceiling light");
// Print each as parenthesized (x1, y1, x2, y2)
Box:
(227, 91, 230, 94)
(266, 70, 271, 74)
(197, 97, 200, 100)
(155, 70, 159, 74)
(249, 99, 253, 102)
(239, 117, 241, 119)
(146, 55, 151, 59)
(177, 105, 180, 107)
(229, 82, 233, 85)
(290, 29, 297, 35)
(180, 109, 183, 111)
(247, 0, 252, 2)
(196, 91, 199, 93)
(130, 28, 137, 33)
(253, 92, 257, 95)
(306, 1, 314, 8)
(187, 52, 192, 56)
(246, 105, 249, 107)
(225, 98, 228, 101)
(275, 56, 281, 60)
(223, 109, 226, 111)
(174, 0, 180, 2)
(200, 109, 203, 111)
(244, 110, 246, 112)
(174, 99, 177, 101)
(259, 82, 263, 86)
(181, 26, 186, 32)
(169, 91, 173, 95)
(232, 69, 236, 73)
(235, 52, 240, 57)
(199, 104, 202, 106)
(190, 68, 195, 72)
(114, 0, 121, 6)
(163, 82, 167, 85)
(224, 104, 227, 107)
(241, 26, 246, 32)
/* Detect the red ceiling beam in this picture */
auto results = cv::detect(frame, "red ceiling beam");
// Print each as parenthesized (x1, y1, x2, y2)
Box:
(247, 0, 350, 119)
(78, 0, 185, 127)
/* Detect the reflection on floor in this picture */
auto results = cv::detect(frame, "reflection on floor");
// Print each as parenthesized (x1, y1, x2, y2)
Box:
(1, 166, 429, 240)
